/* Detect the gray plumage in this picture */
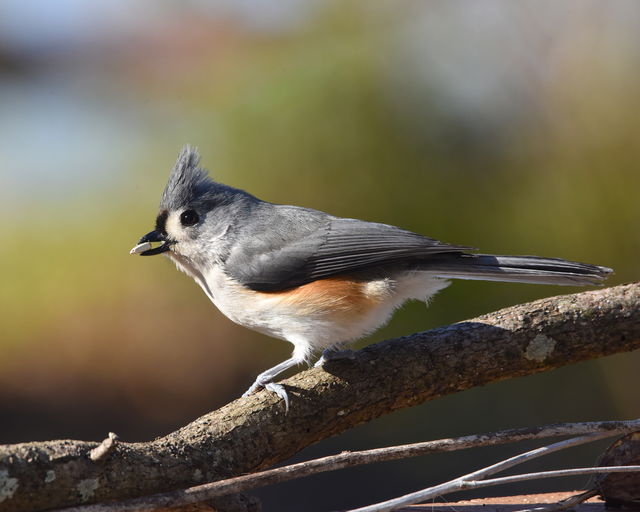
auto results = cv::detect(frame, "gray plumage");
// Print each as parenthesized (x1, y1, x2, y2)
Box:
(225, 207, 471, 291)
(227, 207, 610, 291)
(158, 146, 611, 291)
(161, 145, 255, 213)
(160, 146, 208, 211)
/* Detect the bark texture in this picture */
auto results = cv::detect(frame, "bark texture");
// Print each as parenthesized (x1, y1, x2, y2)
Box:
(1, 282, 639, 512)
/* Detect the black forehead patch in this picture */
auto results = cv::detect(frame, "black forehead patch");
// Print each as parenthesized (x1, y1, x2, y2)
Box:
(155, 211, 168, 234)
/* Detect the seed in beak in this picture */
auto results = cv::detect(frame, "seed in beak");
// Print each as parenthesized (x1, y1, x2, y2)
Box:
(130, 242, 153, 255)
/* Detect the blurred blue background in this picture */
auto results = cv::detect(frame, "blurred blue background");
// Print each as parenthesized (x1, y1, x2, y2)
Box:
(1, 1, 638, 510)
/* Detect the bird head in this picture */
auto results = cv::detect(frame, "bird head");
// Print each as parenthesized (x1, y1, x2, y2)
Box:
(131, 145, 256, 271)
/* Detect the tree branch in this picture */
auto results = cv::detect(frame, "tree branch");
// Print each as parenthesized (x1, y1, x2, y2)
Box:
(1, 282, 639, 512)
(52, 420, 640, 512)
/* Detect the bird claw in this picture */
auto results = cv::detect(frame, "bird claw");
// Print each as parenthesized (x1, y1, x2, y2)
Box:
(313, 356, 326, 368)
(242, 380, 290, 412)
(265, 382, 290, 412)
(314, 348, 356, 368)
(241, 382, 260, 398)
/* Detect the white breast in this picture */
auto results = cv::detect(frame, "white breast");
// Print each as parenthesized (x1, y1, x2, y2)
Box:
(195, 265, 450, 362)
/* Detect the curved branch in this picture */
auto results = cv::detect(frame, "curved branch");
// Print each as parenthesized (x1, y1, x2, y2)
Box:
(1, 282, 639, 512)
(53, 420, 640, 512)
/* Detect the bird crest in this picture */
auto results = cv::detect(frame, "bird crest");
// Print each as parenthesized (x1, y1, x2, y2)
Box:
(160, 145, 212, 210)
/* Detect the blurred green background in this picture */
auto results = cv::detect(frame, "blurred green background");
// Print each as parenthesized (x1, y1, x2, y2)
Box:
(0, 1, 638, 510)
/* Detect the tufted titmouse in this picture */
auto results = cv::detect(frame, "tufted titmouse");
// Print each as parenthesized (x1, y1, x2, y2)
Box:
(131, 146, 612, 408)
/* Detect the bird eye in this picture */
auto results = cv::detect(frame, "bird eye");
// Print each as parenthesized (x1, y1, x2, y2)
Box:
(180, 210, 199, 227)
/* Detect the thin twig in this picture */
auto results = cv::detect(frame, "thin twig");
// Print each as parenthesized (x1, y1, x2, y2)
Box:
(350, 468, 640, 512)
(458, 433, 611, 482)
(347, 433, 639, 512)
(513, 489, 599, 512)
(467, 466, 640, 489)
(53, 420, 640, 512)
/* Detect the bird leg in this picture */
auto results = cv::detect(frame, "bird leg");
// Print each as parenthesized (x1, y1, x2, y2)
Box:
(242, 356, 304, 411)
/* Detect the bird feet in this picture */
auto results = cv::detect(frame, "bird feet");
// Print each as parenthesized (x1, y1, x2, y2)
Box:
(314, 348, 356, 368)
(242, 379, 290, 412)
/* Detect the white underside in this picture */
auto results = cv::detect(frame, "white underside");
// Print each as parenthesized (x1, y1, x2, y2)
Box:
(196, 265, 450, 362)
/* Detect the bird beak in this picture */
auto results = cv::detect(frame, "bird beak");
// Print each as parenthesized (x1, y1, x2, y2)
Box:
(130, 230, 172, 256)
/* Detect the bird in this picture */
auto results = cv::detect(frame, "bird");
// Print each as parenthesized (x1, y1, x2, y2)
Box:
(131, 145, 612, 409)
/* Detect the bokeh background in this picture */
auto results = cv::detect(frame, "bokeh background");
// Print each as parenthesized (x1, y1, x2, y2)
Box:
(1, 1, 639, 510)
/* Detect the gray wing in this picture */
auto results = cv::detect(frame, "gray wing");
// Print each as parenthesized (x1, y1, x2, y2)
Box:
(224, 204, 471, 292)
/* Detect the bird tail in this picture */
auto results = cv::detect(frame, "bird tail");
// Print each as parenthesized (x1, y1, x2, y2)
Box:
(423, 254, 613, 286)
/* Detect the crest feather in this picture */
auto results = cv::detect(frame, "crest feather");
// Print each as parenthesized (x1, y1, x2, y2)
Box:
(160, 145, 211, 210)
